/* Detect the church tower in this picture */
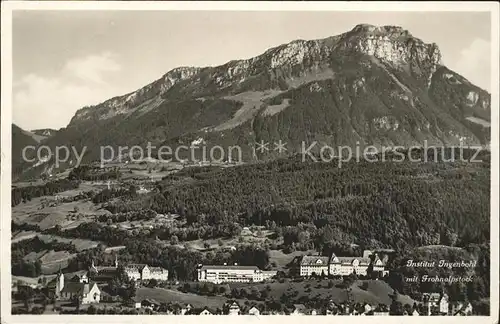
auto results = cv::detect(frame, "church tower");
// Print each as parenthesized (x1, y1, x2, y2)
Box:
(55, 271, 64, 298)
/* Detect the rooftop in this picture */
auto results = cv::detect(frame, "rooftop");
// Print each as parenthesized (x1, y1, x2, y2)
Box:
(60, 282, 98, 295)
(300, 255, 329, 266)
(200, 264, 259, 271)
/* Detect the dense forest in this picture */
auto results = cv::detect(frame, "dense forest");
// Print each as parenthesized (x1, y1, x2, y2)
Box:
(11, 179, 81, 207)
(106, 157, 489, 251)
(68, 165, 121, 181)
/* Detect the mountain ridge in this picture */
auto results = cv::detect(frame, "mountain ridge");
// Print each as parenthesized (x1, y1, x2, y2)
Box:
(68, 24, 458, 126)
(12, 23, 492, 178)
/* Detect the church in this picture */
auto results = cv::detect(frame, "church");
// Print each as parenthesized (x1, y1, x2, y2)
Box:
(54, 271, 101, 304)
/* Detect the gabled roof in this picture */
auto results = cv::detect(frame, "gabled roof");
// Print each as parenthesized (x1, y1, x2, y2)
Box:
(330, 255, 371, 265)
(422, 292, 442, 302)
(300, 256, 329, 266)
(60, 282, 98, 295)
(293, 304, 306, 311)
(124, 264, 148, 271)
(199, 307, 214, 314)
(199, 265, 259, 271)
(149, 266, 168, 273)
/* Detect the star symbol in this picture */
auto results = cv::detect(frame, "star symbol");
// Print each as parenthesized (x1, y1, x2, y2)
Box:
(255, 140, 270, 153)
(274, 140, 287, 154)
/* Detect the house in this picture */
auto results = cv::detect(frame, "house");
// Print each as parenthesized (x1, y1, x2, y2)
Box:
(70, 273, 89, 283)
(181, 304, 193, 315)
(240, 227, 253, 236)
(140, 299, 160, 311)
(300, 256, 329, 277)
(363, 303, 373, 314)
(197, 264, 276, 284)
(55, 272, 101, 304)
(450, 301, 473, 316)
(422, 292, 449, 315)
(248, 306, 260, 316)
(124, 264, 169, 281)
(372, 304, 389, 316)
(291, 304, 307, 315)
(199, 308, 213, 315)
(228, 301, 241, 315)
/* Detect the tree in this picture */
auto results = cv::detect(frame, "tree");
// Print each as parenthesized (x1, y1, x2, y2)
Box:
(73, 295, 82, 312)
(389, 290, 404, 315)
(148, 279, 159, 288)
(170, 235, 179, 245)
(120, 281, 136, 302)
(19, 286, 34, 312)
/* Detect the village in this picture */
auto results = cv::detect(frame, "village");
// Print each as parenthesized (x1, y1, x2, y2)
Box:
(12, 249, 475, 316)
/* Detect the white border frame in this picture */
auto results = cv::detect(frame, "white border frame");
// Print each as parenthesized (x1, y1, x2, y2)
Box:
(1, 2, 499, 324)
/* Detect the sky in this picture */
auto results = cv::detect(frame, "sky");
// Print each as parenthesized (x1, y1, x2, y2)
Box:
(12, 10, 492, 131)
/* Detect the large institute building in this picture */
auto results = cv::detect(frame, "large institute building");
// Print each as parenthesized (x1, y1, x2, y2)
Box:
(300, 250, 388, 277)
(197, 264, 277, 284)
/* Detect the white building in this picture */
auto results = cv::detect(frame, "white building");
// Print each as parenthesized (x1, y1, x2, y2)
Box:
(197, 264, 276, 284)
(181, 304, 193, 315)
(299, 250, 387, 277)
(248, 306, 260, 316)
(291, 304, 306, 315)
(55, 272, 101, 304)
(228, 302, 241, 315)
(199, 308, 213, 315)
(124, 264, 169, 281)
(329, 254, 372, 276)
(422, 292, 449, 315)
(299, 256, 329, 277)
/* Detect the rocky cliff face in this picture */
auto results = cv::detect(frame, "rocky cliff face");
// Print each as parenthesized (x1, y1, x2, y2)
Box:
(340, 24, 442, 86)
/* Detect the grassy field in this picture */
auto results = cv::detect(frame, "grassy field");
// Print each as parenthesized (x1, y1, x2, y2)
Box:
(229, 279, 415, 306)
(135, 287, 228, 308)
(268, 250, 314, 270)
(12, 231, 38, 243)
(137, 278, 414, 310)
(38, 234, 103, 251)
(13, 232, 104, 251)
(12, 185, 111, 230)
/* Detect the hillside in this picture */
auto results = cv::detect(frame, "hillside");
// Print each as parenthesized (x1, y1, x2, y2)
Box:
(12, 24, 491, 177)
(12, 124, 41, 176)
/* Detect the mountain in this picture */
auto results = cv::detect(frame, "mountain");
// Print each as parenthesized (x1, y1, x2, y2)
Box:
(14, 24, 491, 174)
(31, 128, 58, 140)
(12, 124, 41, 176)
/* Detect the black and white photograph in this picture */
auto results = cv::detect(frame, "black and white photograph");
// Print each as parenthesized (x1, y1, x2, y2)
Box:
(1, 1, 498, 322)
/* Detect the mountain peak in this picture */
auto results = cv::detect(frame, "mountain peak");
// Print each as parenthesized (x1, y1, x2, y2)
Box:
(351, 24, 410, 37)
(340, 24, 441, 74)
